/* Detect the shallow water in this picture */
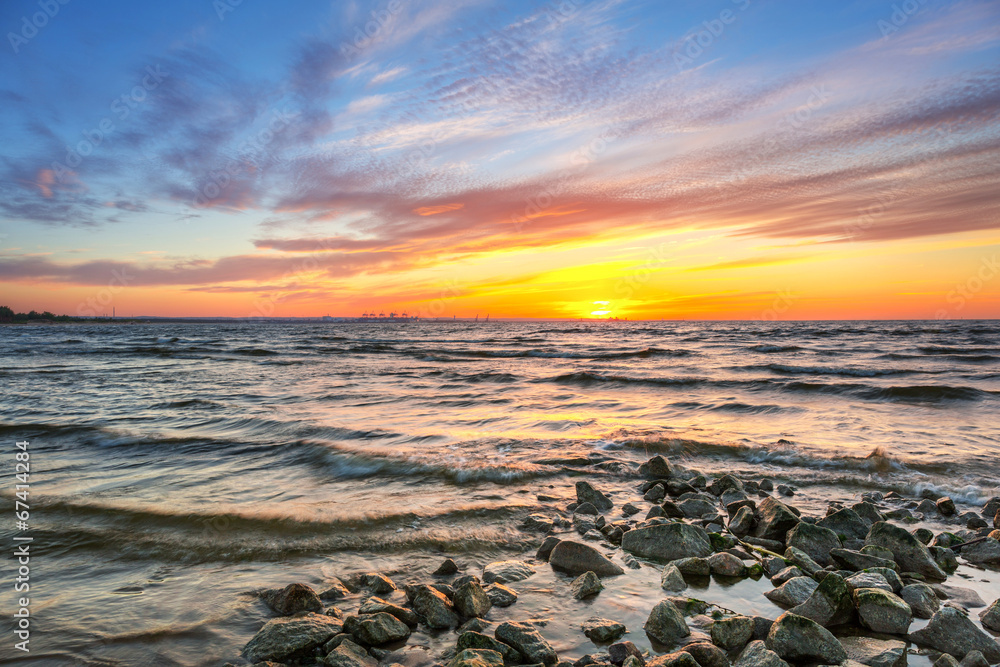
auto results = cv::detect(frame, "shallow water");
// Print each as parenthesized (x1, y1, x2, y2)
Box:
(1, 320, 999, 665)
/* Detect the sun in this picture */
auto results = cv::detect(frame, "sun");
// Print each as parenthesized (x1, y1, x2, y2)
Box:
(590, 300, 612, 317)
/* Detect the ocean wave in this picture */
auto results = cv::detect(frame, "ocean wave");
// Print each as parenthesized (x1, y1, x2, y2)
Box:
(748, 344, 806, 353)
(747, 363, 934, 377)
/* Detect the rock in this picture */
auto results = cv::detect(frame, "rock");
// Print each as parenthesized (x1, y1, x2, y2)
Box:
(908, 607, 1000, 662)
(770, 566, 803, 585)
(435, 558, 460, 575)
(786, 523, 841, 566)
(861, 544, 894, 561)
(641, 455, 676, 479)
(709, 474, 745, 496)
(645, 485, 667, 502)
(680, 642, 729, 667)
(980, 598, 1000, 631)
(711, 615, 754, 652)
(789, 572, 854, 626)
(674, 557, 711, 576)
(853, 588, 912, 635)
(960, 537, 1000, 565)
(765, 612, 847, 664)
(933, 583, 986, 609)
(730, 506, 755, 537)
(935, 655, 961, 667)
(358, 597, 420, 625)
(363, 573, 397, 594)
(930, 545, 959, 572)
(863, 567, 903, 593)
(524, 514, 556, 532)
(550, 541, 625, 577)
(622, 523, 712, 562)
(644, 599, 690, 646)
(839, 637, 906, 667)
(259, 583, 323, 615)
(538, 536, 562, 561)
(679, 499, 717, 518)
(765, 577, 818, 607)
(243, 613, 343, 663)
(844, 572, 893, 593)
(320, 578, 351, 600)
(817, 508, 870, 542)
(959, 651, 989, 667)
(411, 585, 460, 629)
(457, 632, 520, 663)
(707, 552, 746, 577)
(853, 502, 885, 526)
(577, 502, 600, 516)
(661, 564, 686, 592)
(483, 560, 534, 584)
(865, 521, 947, 580)
(733, 640, 788, 667)
(609, 641, 644, 666)
(830, 548, 897, 571)
(622, 502, 642, 516)
(454, 580, 492, 618)
(937, 497, 957, 515)
(571, 571, 604, 599)
(900, 583, 939, 619)
(783, 547, 823, 577)
(647, 652, 699, 667)
(325, 638, 378, 667)
(582, 618, 627, 643)
(450, 649, 504, 667)
(484, 583, 517, 607)
(344, 612, 411, 645)
(496, 621, 558, 665)
(577, 481, 613, 511)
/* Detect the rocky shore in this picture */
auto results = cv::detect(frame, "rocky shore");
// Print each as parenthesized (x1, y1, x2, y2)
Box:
(224, 455, 1000, 667)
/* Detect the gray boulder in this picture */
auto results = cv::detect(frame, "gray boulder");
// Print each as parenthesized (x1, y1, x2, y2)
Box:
(483, 560, 534, 584)
(786, 522, 841, 566)
(839, 637, 906, 667)
(853, 588, 912, 635)
(674, 557, 711, 576)
(454, 580, 492, 618)
(707, 552, 746, 577)
(678, 498, 717, 518)
(582, 617, 627, 643)
(711, 615, 754, 652)
(764, 577, 818, 607)
(344, 612, 411, 645)
(450, 648, 504, 667)
(577, 481, 613, 511)
(622, 523, 712, 562)
(550, 541, 625, 577)
(817, 508, 870, 541)
(411, 585, 460, 628)
(571, 571, 604, 599)
(864, 521, 947, 580)
(789, 572, 854, 626)
(783, 547, 823, 577)
(259, 583, 323, 616)
(753, 498, 800, 543)
(765, 612, 847, 664)
(980, 598, 1000, 631)
(358, 597, 420, 626)
(844, 572, 893, 593)
(730, 506, 755, 537)
(959, 652, 989, 667)
(457, 631, 519, 662)
(661, 563, 686, 592)
(243, 613, 343, 663)
(734, 640, 789, 667)
(496, 621, 558, 665)
(960, 537, 1000, 565)
(681, 643, 729, 667)
(900, 583, 939, 619)
(908, 607, 1000, 662)
(641, 455, 675, 479)
(644, 599, 690, 646)
(830, 548, 897, 571)
(484, 583, 517, 607)
(325, 638, 378, 667)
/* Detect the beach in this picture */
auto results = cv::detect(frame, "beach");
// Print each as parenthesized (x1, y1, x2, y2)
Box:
(1, 320, 999, 665)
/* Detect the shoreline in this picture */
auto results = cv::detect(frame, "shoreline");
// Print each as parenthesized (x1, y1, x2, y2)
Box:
(227, 455, 1000, 667)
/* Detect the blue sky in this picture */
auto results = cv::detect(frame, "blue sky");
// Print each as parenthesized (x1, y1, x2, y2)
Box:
(1, 0, 999, 317)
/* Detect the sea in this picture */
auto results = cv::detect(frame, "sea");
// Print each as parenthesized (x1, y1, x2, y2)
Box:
(1, 320, 998, 665)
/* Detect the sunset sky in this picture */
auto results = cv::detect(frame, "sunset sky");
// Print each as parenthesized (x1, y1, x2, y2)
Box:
(1, 0, 999, 319)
